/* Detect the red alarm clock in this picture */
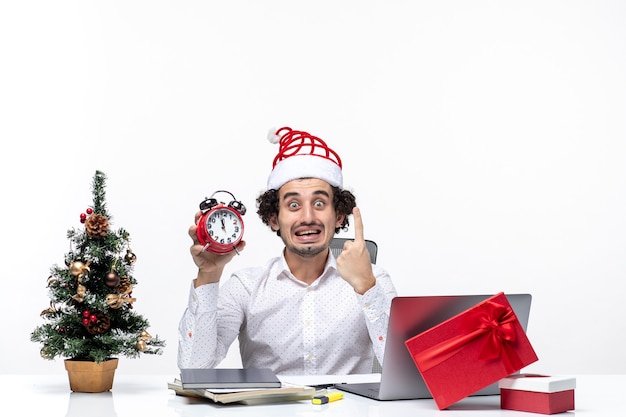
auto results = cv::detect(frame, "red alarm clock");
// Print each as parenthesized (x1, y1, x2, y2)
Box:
(196, 190, 246, 255)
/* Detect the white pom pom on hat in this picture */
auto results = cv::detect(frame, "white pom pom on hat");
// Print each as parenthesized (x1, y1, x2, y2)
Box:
(267, 127, 281, 144)
(266, 126, 343, 190)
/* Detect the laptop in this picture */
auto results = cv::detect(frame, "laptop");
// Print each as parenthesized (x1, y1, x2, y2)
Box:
(335, 293, 533, 401)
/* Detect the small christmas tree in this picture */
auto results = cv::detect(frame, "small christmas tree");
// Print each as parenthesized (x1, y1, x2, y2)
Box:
(31, 170, 165, 363)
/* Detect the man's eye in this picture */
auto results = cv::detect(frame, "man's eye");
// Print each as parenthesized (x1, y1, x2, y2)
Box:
(288, 202, 299, 209)
(314, 201, 325, 208)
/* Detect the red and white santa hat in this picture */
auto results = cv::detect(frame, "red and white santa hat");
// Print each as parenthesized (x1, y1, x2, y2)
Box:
(266, 126, 343, 190)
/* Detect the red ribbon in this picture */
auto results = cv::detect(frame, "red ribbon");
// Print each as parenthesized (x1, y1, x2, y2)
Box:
(411, 300, 524, 374)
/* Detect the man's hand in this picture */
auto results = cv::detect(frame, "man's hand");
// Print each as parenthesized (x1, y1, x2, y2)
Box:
(336, 207, 376, 295)
(189, 211, 246, 287)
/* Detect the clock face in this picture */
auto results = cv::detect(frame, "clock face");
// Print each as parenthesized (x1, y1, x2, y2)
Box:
(204, 207, 243, 246)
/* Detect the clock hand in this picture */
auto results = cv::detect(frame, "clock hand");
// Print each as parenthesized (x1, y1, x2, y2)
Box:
(221, 218, 226, 231)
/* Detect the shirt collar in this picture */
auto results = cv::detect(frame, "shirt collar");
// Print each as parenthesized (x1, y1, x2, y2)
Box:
(277, 248, 338, 284)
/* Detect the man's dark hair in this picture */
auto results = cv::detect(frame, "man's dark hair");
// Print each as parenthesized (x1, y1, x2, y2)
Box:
(256, 185, 356, 235)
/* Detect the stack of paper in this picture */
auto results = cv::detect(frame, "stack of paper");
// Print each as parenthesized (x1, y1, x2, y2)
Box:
(170, 368, 318, 405)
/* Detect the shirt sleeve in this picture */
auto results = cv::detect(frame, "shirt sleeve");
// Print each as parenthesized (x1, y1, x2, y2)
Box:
(177, 281, 222, 369)
(357, 264, 397, 366)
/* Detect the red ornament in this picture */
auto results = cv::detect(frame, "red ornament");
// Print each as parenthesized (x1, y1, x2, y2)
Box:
(82, 310, 90, 318)
(82, 318, 89, 325)
(80, 213, 87, 222)
(86, 208, 93, 214)
(89, 314, 97, 323)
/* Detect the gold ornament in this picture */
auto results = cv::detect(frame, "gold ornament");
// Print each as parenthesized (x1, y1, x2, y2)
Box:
(70, 261, 90, 302)
(106, 293, 136, 309)
(125, 248, 137, 264)
(71, 283, 87, 303)
(69, 261, 91, 277)
(139, 330, 152, 340)
(136, 339, 147, 351)
(40, 301, 57, 317)
(106, 294, 124, 309)
(46, 275, 58, 287)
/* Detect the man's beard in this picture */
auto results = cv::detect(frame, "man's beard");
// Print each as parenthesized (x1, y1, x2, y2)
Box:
(287, 243, 327, 258)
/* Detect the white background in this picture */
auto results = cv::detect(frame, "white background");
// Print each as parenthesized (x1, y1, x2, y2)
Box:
(1, 1, 624, 377)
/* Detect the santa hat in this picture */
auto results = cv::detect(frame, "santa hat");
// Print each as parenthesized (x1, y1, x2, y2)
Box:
(266, 126, 343, 190)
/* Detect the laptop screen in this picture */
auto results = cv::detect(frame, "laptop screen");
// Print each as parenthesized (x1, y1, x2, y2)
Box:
(376, 293, 532, 400)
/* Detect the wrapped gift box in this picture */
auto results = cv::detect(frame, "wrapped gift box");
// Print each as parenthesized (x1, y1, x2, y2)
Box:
(499, 374, 576, 414)
(404, 292, 539, 410)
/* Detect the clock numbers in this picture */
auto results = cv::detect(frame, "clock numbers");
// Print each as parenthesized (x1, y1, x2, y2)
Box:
(204, 209, 242, 244)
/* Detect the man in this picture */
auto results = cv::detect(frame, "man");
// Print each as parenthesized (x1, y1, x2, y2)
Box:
(178, 126, 397, 375)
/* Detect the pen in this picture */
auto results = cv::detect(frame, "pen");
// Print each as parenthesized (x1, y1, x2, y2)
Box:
(312, 391, 343, 404)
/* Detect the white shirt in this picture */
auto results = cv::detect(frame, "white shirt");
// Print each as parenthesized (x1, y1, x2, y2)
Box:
(178, 252, 397, 375)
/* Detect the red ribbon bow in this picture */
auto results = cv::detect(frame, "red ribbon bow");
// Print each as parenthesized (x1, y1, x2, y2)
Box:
(412, 300, 524, 374)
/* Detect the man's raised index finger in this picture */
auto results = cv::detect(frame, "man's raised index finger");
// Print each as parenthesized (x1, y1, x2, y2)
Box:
(352, 207, 364, 242)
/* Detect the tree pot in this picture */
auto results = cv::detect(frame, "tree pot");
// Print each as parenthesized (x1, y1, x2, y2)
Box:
(64, 358, 119, 392)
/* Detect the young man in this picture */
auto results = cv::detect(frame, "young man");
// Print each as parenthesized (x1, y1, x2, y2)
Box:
(177, 126, 397, 375)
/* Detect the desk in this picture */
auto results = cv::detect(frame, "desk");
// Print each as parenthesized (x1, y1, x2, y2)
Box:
(1, 374, 620, 416)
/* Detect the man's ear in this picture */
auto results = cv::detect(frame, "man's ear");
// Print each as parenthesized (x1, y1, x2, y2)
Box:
(335, 213, 346, 228)
(269, 215, 279, 232)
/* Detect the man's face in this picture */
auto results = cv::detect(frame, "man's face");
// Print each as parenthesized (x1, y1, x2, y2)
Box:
(270, 178, 344, 258)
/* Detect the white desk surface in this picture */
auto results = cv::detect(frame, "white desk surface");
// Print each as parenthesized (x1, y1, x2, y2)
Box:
(2, 373, 620, 416)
